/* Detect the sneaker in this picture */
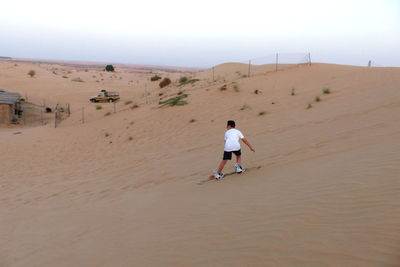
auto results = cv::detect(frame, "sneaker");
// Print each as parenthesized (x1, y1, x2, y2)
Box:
(235, 163, 245, 173)
(213, 170, 224, 180)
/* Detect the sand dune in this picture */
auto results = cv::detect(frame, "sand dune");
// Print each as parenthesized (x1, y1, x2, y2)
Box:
(1, 59, 400, 266)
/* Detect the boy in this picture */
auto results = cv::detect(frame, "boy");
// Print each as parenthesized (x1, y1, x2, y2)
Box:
(214, 120, 255, 179)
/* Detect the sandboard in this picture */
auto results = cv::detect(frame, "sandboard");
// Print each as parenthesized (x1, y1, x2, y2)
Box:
(197, 166, 262, 185)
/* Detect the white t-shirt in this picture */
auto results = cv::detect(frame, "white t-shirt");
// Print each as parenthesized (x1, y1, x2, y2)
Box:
(224, 129, 244, 152)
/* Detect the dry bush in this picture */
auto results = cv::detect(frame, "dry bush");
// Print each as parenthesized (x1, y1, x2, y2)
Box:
(159, 78, 171, 88)
(28, 70, 36, 77)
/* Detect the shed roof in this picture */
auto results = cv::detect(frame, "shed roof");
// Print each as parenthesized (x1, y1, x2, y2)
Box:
(0, 92, 21, 104)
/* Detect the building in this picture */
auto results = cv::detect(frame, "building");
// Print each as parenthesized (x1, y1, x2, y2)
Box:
(0, 92, 21, 124)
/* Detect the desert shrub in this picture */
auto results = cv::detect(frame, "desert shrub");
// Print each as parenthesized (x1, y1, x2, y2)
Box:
(258, 111, 267, 116)
(307, 103, 312, 109)
(323, 88, 331, 94)
(28, 70, 36, 77)
(159, 77, 171, 88)
(125, 100, 133, 105)
(179, 76, 188, 84)
(315, 96, 321, 102)
(189, 119, 196, 123)
(62, 76, 68, 78)
(105, 132, 110, 137)
(291, 88, 296, 95)
(104, 112, 111, 116)
(128, 136, 133, 141)
(240, 104, 250, 111)
(96, 105, 102, 110)
(180, 79, 200, 86)
(159, 94, 188, 107)
(151, 75, 162, 81)
(105, 65, 115, 72)
(220, 84, 227, 91)
(72, 77, 84, 82)
(233, 84, 239, 92)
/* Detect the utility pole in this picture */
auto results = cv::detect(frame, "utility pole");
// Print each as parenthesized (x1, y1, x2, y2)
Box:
(275, 53, 279, 72)
(308, 53, 312, 66)
(248, 60, 251, 77)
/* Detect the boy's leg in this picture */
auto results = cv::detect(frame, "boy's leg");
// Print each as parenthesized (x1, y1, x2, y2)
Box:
(235, 151, 244, 172)
(236, 155, 241, 165)
(218, 151, 232, 173)
(218, 160, 228, 173)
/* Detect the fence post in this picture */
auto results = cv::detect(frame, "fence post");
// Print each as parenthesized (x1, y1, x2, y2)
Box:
(145, 84, 148, 104)
(248, 60, 251, 77)
(308, 53, 312, 66)
(212, 67, 215, 81)
(275, 53, 279, 72)
(54, 112, 57, 128)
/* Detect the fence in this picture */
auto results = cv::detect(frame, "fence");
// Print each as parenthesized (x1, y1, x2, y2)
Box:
(76, 89, 190, 125)
(22, 53, 311, 126)
(78, 100, 137, 125)
(19, 101, 70, 127)
(367, 60, 385, 67)
(207, 52, 311, 81)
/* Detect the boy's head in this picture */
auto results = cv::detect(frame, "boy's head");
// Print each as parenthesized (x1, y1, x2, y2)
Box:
(227, 120, 235, 128)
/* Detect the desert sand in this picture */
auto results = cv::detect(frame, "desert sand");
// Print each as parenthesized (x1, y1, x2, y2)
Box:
(1, 59, 400, 266)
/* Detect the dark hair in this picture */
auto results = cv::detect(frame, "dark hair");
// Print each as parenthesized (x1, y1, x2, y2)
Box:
(227, 120, 235, 128)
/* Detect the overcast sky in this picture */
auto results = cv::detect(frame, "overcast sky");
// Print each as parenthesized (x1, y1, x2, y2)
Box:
(1, 0, 399, 67)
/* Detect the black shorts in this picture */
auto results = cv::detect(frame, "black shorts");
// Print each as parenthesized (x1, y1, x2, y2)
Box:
(223, 150, 241, 160)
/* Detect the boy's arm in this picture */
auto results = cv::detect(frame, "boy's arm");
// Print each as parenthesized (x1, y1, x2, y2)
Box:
(241, 138, 255, 152)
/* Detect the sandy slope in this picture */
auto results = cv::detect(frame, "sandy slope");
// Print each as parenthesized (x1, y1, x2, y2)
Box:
(1, 59, 400, 266)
